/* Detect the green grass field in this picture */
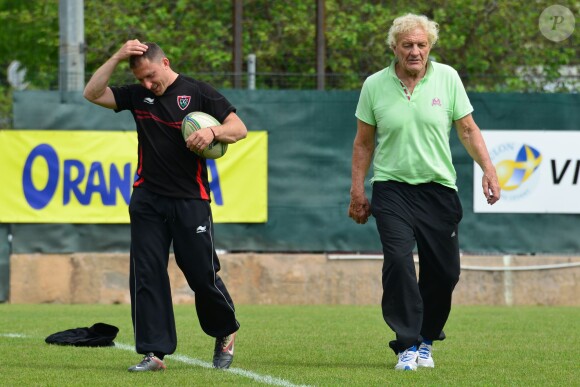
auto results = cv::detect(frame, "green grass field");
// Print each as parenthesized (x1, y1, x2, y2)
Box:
(1, 304, 578, 386)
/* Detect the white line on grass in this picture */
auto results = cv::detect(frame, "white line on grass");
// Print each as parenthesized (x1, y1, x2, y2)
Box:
(0, 333, 28, 338)
(1, 334, 309, 387)
(115, 342, 310, 387)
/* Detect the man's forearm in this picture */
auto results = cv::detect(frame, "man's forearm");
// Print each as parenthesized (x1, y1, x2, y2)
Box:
(350, 142, 373, 195)
(83, 57, 120, 101)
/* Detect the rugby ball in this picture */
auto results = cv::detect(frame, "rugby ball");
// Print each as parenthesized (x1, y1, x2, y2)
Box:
(181, 111, 228, 159)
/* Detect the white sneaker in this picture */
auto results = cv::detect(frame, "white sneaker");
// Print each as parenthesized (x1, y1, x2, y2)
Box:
(395, 345, 418, 371)
(417, 342, 435, 368)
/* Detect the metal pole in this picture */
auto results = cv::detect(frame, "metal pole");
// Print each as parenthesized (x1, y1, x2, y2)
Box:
(59, 0, 85, 101)
(316, 0, 326, 90)
(233, 0, 243, 89)
(247, 54, 256, 90)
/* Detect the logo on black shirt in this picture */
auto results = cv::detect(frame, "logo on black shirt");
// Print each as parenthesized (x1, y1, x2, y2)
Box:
(177, 95, 191, 110)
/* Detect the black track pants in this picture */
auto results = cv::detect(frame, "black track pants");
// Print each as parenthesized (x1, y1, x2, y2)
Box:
(129, 187, 239, 356)
(371, 181, 463, 354)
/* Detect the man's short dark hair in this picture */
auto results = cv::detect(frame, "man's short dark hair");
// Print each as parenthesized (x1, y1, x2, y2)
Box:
(129, 42, 166, 68)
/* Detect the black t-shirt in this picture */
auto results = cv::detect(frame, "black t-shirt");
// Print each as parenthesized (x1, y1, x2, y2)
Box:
(111, 75, 235, 200)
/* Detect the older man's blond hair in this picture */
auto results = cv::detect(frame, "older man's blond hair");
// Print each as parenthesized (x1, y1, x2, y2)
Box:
(387, 13, 439, 49)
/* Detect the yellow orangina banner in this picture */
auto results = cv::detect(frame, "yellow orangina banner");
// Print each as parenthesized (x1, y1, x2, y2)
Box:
(0, 130, 267, 223)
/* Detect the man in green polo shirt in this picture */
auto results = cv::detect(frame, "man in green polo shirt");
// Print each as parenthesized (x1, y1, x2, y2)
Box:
(349, 13, 500, 371)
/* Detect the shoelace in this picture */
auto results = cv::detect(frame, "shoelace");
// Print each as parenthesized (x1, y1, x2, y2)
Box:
(138, 354, 155, 366)
(399, 348, 417, 362)
(215, 336, 227, 352)
(418, 344, 431, 359)
(215, 334, 235, 355)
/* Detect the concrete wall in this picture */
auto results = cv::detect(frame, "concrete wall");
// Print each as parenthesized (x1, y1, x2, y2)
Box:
(9, 253, 580, 306)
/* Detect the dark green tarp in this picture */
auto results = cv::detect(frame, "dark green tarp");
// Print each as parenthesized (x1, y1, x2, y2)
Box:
(8, 90, 580, 255)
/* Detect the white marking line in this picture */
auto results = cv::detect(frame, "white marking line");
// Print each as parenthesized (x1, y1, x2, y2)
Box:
(115, 342, 310, 387)
(2, 334, 309, 387)
(0, 333, 28, 338)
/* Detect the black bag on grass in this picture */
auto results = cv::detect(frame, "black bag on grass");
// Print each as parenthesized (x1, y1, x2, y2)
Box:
(45, 323, 119, 347)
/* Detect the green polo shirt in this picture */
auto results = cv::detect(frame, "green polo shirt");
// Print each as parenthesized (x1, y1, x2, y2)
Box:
(355, 59, 473, 190)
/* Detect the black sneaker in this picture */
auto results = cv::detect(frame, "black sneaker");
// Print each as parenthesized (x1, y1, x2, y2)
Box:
(128, 353, 166, 372)
(213, 332, 236, 369)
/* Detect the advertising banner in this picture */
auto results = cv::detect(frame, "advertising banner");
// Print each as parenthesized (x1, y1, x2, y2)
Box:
(0, 130, 267, 223)
(474, 130, 580, 213)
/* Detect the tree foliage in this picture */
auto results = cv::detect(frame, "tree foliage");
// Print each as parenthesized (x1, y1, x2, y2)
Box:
(0, 0, 577, 93)
(0, 0, 59, 88)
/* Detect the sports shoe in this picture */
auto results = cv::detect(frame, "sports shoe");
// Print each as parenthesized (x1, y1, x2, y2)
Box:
(213, 332, 236, 369)
(395, 345, 418, 371)
(127, 353, 166, 372)
(418, 341, 435, 368)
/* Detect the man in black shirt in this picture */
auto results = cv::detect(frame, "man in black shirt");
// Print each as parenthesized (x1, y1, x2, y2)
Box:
(84, 39, 247, 372)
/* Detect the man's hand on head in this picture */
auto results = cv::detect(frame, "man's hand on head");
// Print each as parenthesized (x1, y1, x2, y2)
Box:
(114, 40, 149, 61)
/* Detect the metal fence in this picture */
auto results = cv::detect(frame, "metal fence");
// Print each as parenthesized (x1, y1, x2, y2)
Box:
(0, 69, 577, 129)
(32, 70, 580, 92)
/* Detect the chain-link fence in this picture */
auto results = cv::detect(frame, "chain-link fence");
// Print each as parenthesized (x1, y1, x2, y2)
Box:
(39, 69, 580, 92)
(1, 69, 578, 129)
